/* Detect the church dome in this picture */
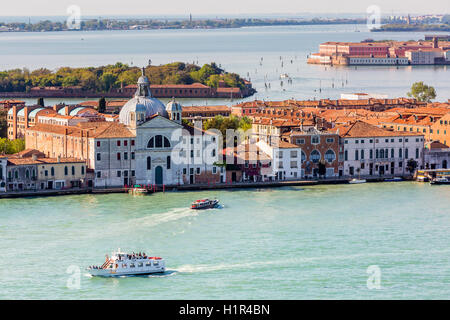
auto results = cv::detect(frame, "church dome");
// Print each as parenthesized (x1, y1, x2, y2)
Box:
(119, 67, 168, 126)
(166, 98, 182, 113)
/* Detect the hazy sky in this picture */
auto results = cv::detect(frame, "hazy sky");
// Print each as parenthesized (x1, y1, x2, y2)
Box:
(0, 0, 448, 16)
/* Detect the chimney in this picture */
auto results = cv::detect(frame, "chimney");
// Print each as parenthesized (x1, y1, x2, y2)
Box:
(57, 155, 61, 163)
(433, 37, 438, 49)
(32, 154, 37, 161)
(193, 116, 202, 130)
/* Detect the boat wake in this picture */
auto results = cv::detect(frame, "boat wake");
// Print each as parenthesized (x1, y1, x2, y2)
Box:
(125, 207, 199, 229)
(175, 248, 450, 274)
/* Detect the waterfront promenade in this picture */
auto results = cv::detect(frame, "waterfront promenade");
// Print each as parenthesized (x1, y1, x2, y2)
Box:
(0, 175, 413, 199)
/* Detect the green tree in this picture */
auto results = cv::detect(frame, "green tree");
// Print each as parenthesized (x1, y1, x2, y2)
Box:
(407, 82, 436, 102)
(37, 97, 44, 107)
(98, 97, 106, 113)
(0, 111, 7, 138)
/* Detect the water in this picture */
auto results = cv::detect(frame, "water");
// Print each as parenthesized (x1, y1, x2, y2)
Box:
(1, 24, 449, 106)
(0, 182, 449, 299)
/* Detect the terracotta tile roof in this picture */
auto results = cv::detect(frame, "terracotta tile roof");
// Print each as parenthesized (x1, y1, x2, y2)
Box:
(330, 120, 423, 138)
(7, 157, 84, 166)
(182, 105, 231, 113)
(27, 122, 134, 139)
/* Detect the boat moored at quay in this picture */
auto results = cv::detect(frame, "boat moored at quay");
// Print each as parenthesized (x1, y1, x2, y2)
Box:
(87, 249, 166, 277)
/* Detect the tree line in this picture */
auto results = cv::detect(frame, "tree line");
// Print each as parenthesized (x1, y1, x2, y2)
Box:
(0, 62, 247, 93)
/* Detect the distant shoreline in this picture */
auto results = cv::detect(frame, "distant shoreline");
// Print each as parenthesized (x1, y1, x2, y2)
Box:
(0, 18, 370, 33)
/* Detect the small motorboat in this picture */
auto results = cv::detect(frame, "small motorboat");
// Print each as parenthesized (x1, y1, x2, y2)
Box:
(128, 185, 151, 195)
(384, 177, 403, 182)
(430, 177, 450, 185)
(191, 199, 220, 210)
(87, 249, 165, 277)
(349, 178, 366, 184)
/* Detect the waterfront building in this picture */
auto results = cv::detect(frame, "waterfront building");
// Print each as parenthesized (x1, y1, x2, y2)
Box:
(256, 140, 303, 180)
(424, 141, 450, 169)
(330, 121, 425, 177)
(284, 127, 341, 178)
(4, 149, 88, 191)
(223, 143, 272, 182)
(308, 40, 450, 65)
(0, 156, 7, 192)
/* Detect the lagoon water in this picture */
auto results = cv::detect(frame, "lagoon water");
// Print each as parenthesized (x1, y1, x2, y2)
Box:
(0, 24, 449, 105)
(1, 182, 449, 299)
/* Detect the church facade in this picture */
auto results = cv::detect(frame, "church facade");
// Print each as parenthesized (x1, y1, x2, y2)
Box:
(25, 69, 225, 188)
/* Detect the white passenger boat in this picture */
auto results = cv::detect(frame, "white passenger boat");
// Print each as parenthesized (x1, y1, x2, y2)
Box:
(87, 249, 165, 277)
(349, 178, 366, 184)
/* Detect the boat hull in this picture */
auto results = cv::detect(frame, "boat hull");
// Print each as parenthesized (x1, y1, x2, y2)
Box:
(87, 267, 166, 277)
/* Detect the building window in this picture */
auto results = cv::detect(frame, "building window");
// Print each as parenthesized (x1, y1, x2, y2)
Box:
(311, 136, 320, 144)
(196, 167, 200, 175)
(296, 139, 305, 144)
(167, 156, 171, 169)
(147, 157, 151, 170)
(117, 153, 121, 161)
(64, 166, 68, 176)
(97, 141, 101, 147)
(96, 171, 101, 178)
(416, 148, 419, 159)
(124, 152, 128, 160)
(391, 148, 394, 158)
(131, 170, 135, 177)
(355, 150, 359, 161)
(72, 166, 75, 175)
(370, 149, 373, 159)
(301, 151, 306, 162)
(117, 171, 121, 177)
(311, 150, 320, 163)
(131, 152, 135, 160)
(325, 150, 336, 163)
(148, 135, 171, 148)
(344, 150, 348, 161)
(326, 138, 334, 143)
(51, 167, 55, 176)
(124, 140, 128, 146)
(131, 140, 135, 146)
(81, 166, 85, 175)
(361, 149, 364, 160)
(117, 140, 121, 147)
(97, 153, 101, 161)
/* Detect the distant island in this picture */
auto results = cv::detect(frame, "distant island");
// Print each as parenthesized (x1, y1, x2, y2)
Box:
(0, 17, 370, 32)
(0, 62, 256, 99)
(372, 23, 450, 32)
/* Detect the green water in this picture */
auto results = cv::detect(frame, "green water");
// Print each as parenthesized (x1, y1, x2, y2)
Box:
(0, 182, 449, 299)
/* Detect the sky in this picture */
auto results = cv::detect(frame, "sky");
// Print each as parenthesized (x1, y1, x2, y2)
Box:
(0, 0, 448, 17)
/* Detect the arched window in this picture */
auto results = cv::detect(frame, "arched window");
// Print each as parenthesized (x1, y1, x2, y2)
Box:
(148, 137, 154, 148)
(155, 135, 162, 148)
(26, 170, 30, 179)
(51, 167, 55, 176)
(301, 151, 306, 162)
(14, 170, 18, 179)
(325, 150, 336, 163)
(167, 156, 171, 169)
(148, 135, 171, 148)
(311, 150, 320, 163)
(164, 137, 170, 147)
(147, 156, 151, 170)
